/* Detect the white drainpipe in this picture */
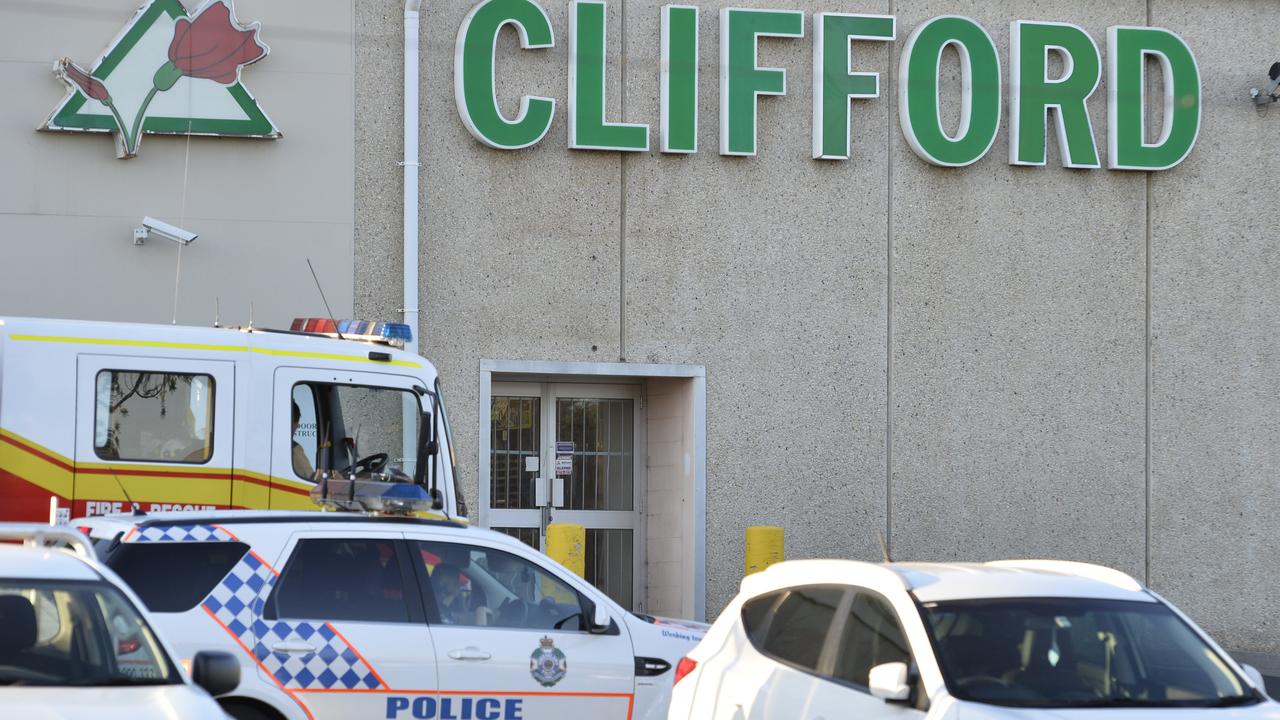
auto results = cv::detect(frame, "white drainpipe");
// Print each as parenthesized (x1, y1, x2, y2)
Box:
(403, 0, 421, 356)
(403, 0, 423, 482)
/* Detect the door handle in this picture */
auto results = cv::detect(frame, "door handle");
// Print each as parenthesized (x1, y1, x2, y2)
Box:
(448, 647, 492, 661)
(271, 642, 316, 655)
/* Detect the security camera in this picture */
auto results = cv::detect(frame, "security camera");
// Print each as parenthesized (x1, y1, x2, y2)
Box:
(1250, 62, 1280, 106)
(134, 216, 198, 246)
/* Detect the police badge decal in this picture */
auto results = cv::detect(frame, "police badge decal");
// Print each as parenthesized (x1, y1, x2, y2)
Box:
(529, 636, 567, 687)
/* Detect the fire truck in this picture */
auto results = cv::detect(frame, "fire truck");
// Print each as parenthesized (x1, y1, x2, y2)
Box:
(0, 316, 463, 522)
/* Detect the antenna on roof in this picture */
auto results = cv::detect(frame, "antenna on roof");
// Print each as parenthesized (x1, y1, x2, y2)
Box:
(213, 297, 221, 328)
(306, 259, 345, 340)
(878, 530, 892, 563)
(106, 467, 146, 517)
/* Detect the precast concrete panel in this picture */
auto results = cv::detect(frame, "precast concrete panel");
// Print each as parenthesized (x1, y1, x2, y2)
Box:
(383, 0, 627, 511)
(1148, 0, 1280, 656)
(889, 0, 1148, 580)
(623, 0, 892, 614)
(0, 0, 355, 328)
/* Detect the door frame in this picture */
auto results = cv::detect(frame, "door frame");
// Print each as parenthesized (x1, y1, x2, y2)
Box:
(487, 379, 646, 610)
(479, 360, 708, 621)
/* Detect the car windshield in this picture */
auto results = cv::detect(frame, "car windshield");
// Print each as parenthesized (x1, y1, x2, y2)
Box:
(0, 580, 179, 687)
(920, 597, 1257, 708)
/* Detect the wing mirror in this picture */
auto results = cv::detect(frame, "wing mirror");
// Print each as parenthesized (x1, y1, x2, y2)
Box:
(589, 602, 611, 634)
(1241, 664, 1267, 693)
(868, 661, 911, 702)
(191, 650, 240, 696)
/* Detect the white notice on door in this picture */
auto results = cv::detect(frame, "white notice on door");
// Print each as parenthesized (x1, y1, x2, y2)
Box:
(555, 455, 573, 477)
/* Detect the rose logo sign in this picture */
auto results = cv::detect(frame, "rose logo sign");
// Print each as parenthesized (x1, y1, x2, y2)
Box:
(42, 0, 279, 159)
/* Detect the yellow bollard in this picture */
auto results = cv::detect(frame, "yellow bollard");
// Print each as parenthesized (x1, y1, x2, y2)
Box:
(547, 523, 586, 579)
(745, 526, 784, 576)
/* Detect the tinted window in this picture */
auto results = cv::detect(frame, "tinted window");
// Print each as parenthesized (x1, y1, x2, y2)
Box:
(415, 541, 585, 630)
(105, 542, 248, 613)
(921, 597, 1254, 708)
(270, 538, 409, 623)
(742, 586, 846, 672)
(833, 592, 911, 688)
(94, 371, 215, 463)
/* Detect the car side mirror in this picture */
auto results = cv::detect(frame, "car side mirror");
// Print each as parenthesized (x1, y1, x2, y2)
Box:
(1241, 663, 1267, 692)
(589, 603, 611, 634)
(191, 650, 240, 697)
(868, 662, 911, 702)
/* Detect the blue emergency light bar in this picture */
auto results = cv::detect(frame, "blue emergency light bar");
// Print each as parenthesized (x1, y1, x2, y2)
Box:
(290, 318, 413, 347)
(310, 477, 436, 515)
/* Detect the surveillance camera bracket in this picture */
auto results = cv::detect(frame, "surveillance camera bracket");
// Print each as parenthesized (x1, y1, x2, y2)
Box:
(133, 226, 195, 246)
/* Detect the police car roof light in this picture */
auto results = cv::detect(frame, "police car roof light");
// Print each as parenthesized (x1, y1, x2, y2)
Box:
(309, 477, 434, 515)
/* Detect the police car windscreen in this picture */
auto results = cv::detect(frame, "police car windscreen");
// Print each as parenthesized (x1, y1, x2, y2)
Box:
(105, 541, 249, 613)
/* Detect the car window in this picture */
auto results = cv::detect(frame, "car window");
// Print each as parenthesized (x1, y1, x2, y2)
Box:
(742, 586, 847, 672)
(414, 541, 586, 631)
(94, 370, 215, 464)
(832, 591, 911, 688)
(921, 597, 1253, 708)
(269, 538, 409, 623)
(103, 541, 249, 613)
(0, 581, 179, 687)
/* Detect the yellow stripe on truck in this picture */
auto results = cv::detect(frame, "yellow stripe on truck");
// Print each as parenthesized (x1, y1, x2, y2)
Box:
(7, 335, 421, 368)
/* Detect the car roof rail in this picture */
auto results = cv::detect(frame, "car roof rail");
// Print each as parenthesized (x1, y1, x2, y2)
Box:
(986, 560, 1144, 592)
(0, 523, 95, 560)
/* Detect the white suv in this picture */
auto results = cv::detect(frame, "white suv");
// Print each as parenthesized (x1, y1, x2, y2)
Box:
(81, 510, 708, 720)
(0, 523, 237, 719)
(669, 559, 1275, 719)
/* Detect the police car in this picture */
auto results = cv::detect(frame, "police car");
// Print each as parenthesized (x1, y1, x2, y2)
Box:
(78, 484, 708, 720)
(0, 522, 238, 719)
(668, 559, 1277, 719)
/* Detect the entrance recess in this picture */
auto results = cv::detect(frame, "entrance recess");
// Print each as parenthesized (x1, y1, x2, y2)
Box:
(487, 382, 644, 610)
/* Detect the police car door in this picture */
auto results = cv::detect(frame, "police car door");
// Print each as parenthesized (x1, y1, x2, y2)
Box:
(405, 534, 636, 720)
(257, 530, 438, 719)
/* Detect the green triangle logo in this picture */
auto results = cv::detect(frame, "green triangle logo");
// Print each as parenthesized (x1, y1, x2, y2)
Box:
(42, 0, 280, 159)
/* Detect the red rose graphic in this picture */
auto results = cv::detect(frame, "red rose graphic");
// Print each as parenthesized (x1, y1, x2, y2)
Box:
(61, 60, 110, 103)
(55, 1, 269, 158)
(121, 1, 269, 155)
(154, 1, 267, 89)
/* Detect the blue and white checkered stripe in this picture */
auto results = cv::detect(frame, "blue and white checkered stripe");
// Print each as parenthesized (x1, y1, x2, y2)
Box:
(130, 524, 237, 543)
(257, 621, 383, 690)
(202, 549, 384, 691)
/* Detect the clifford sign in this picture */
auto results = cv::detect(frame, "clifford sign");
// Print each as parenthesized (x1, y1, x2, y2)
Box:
(453, 1, 1201, 171)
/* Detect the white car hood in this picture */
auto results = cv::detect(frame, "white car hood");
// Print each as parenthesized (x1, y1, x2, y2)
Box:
(0, 685, 227, 719)
(955, 700, 1280, 720)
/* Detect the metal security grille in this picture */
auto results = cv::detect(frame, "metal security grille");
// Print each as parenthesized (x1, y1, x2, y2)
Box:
(486, 382, 644, 611)
(586, 529, 633, 609)
(556, 398, 634, 511)
(490, 396, 539, 510)
(493, 527, 540, 551)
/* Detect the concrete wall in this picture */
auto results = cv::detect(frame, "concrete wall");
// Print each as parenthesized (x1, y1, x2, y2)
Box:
(0, 0, 355, 328)
(359, 0, 1272, 658)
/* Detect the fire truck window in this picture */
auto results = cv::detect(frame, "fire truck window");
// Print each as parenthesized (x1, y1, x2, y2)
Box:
(94, 371, 215, 464)
(291, 385, 319, 481)
(296, 382, 421, 482)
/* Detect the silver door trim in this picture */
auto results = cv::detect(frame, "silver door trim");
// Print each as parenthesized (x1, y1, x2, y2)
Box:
(479, 360, 707, 621)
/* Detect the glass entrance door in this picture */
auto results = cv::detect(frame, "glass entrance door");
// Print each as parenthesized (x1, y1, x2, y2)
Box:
(487, 382, 644, 610)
